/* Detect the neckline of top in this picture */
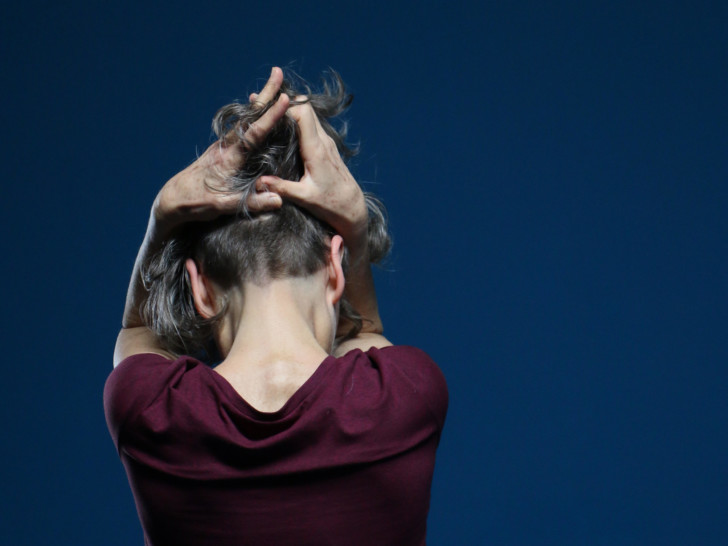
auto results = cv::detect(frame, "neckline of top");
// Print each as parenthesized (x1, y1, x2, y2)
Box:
(205, 353, 341, 421)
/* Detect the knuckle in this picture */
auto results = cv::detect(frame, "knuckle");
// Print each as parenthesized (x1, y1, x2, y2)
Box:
(311, 140, 328, 158)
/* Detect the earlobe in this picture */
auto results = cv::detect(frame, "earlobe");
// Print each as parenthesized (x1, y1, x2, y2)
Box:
(327, 235, 346, 305)
(185, 258, 218, 319)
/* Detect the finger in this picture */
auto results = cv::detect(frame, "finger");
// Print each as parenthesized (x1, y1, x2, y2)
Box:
(206, 190, 243, 214)
(249, 92, 258, 103)
(257, 175, 309, 203)
(246, 189, 283, 212)
(292, 95, 328, 136)
(245, 93, 290, 146)
(287, 102, 321, 147)
(218, 93, 289, 172)
(254, 67, 283, 107)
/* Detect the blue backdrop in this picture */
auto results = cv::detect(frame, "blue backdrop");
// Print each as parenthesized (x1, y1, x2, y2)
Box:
(1, 1, 726, 544)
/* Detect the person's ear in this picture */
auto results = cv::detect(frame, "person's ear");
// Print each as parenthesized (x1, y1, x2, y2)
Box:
(326, 235, 346, 305)
(185, 258, 219, 319)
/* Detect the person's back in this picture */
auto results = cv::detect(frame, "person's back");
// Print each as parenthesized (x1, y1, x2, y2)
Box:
(106, 347, 446, 545)
(104, 67, 447, 545)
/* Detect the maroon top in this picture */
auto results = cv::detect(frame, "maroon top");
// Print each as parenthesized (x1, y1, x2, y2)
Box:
(104, 346, 448, 546)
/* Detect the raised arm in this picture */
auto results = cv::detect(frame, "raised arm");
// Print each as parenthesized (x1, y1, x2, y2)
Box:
(113, 68, 289, 367)
(257, 101, 391, 356)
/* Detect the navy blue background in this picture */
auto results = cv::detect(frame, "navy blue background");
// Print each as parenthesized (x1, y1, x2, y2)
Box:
(1, 1, 726, 544)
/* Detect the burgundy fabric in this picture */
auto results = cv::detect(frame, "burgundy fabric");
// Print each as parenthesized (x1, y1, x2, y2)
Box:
(104, 346, 447, 546)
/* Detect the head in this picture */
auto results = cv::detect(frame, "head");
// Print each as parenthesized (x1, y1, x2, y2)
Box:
(140, 70, 391, 359)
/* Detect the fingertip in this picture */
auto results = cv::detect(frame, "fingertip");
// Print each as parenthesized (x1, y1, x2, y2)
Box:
(248, 190, 283, 212)
(269, 66, 283, 86)
(277, 93, 290, 107)
(249, 92, 258, 103)
(286, 104, 302, 121)
(267, 94, 289, 118)
(262, 191, 283, 205)
(257, 175, 279, 189)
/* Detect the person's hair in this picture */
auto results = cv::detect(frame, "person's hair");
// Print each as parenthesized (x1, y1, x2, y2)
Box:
(140, 70, 391, 359)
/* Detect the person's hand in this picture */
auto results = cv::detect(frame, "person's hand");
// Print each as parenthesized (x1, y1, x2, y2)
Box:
(256, 101, 369, 252)
(152, 68, 289, 235)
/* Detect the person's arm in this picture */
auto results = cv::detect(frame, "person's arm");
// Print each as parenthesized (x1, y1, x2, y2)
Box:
(257, 102, 391, 356)
(113, 69, 289, 367)
(333, 248, 391, 356)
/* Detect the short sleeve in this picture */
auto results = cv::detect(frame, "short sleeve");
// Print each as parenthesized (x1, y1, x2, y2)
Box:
(367, 346, 449, 432)
(103, 353, 182, 449)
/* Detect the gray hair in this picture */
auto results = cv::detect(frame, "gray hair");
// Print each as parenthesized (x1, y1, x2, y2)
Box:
(140, 70, 391, 358)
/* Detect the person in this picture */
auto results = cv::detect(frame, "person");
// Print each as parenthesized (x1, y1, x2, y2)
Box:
(104, 67, 448, 546)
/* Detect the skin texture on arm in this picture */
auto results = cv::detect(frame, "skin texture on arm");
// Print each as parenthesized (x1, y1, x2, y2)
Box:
(113, 69, 289, 367)
(257, 101, 392, 356)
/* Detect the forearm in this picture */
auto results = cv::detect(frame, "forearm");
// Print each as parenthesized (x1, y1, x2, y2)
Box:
(337, 231, 384, 337)
(121, 208, 172, 329)
(334, 239, 391, 355)
(115, 210, 177, 365)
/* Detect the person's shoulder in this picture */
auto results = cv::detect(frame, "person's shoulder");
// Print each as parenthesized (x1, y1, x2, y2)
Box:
(367, 345, 436, 362)
(334, 345, 446, 393)
(359, 345, 449, 429)
(103, 353, 202, 446)
(111, 351, 177, 374)
(366, 345, 444, 378)
(105, 353, 179, 401)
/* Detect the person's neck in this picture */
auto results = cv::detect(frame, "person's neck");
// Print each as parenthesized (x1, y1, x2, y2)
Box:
(219, 276, 333, 370)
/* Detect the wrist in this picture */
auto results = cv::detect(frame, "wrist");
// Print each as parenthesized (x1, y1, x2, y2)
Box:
(343, 225, 370, 264)
(149, 194, 180, 243)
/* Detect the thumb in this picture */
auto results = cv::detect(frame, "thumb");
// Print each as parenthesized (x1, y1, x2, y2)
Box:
(246, 190, 283, 212)
(257, 176, 309, 204)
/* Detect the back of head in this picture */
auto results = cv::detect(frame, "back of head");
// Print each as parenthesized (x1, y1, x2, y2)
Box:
(141, 70, 391, 358)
